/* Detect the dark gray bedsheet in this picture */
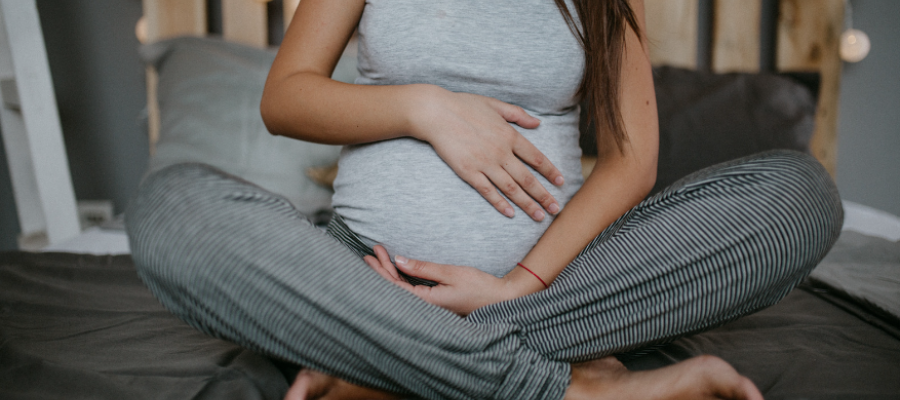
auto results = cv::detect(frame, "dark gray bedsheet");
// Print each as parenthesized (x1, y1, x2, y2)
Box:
(1, 231, 898, 399)
(0, 252, 288, 400)
(809, 231, 900, 325)
(626, 232, 900, 399)
(624, 286, 900, 399)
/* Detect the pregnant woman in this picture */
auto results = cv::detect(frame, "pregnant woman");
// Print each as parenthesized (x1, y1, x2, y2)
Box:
(126, 0, 842, 399)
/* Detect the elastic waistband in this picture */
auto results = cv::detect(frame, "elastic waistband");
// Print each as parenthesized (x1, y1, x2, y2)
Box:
(326, 213, 376, 260)
(326, 213, 437, 287)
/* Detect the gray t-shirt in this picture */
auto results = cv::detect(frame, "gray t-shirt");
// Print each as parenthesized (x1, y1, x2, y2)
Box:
(332, 0, 586, 276)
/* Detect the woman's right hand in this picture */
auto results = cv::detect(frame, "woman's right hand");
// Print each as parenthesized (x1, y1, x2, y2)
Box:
(264, 0, 561, 220)
(408, 85, 564, 221)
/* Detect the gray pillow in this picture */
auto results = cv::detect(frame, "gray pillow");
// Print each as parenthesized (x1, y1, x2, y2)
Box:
(140, 36, 355, 215)
(651, 66, 816, 193)
(579, 66, 817, 194)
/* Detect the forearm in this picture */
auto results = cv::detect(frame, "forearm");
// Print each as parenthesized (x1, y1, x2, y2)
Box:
(260, 0, 431, 146)
(261, 74, 432, 145)
(509, 0, 657, 294)
(510, 152, 656, 295)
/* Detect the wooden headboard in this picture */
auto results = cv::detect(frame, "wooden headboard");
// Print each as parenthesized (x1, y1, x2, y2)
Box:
(140, 0, 843, 176)
(644, 0, 842, 176)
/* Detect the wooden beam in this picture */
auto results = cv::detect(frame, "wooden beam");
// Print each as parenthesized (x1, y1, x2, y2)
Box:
(222, 0, 269, 48)
(145, 67, 159, 154)
(644, 0, 699, 69)
(777, 0, 843, 176)
(711, 0, 761, 73)
(141, 0, 207, 152)
(284, 0, 300, 31)
(142, 0, 206, 42)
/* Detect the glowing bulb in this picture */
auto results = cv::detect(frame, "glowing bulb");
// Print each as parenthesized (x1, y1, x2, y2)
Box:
(840, 29, 871, 63)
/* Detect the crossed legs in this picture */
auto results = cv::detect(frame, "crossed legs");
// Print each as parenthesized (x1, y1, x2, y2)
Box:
(126, 150, 841, 399)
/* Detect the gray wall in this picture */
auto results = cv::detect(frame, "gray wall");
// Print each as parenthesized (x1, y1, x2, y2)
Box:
(0, 132, 18, 250)
(0, 0, 147, 250)
(0, 0, 898, 250)
(35, 0, 149, 211)
(836, 0, 900, 216)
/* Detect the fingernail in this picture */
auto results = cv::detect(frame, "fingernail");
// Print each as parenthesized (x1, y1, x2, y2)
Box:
(504, 207, 515, 218)
(554, 176, 564, 186)
(395, 255, 408, 266)
(548, 203, 560, 214)
(532, 210, 545, 220)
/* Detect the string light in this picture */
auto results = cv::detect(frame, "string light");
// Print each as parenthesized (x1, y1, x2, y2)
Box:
(135, 16, 147, 44)
(840, 1, 871, 63)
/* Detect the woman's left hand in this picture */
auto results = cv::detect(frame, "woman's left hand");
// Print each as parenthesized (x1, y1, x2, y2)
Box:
(363, 245, 519, 316)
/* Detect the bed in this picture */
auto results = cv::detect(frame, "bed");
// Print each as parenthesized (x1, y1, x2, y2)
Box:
(2, 0, 900, 399)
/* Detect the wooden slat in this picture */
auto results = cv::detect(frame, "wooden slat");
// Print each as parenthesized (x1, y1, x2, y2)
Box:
(284, 0, 300, 31)
(644, 0, 699, 69)
(222, 0, 269, 48)
(777, 0, 843, 176)
(711, 0, 761, 73)
(142, 0, 206, 152)
(142, 0, 206, 42)
(0, 0, 80, 247)
(145, 67, 160, 154)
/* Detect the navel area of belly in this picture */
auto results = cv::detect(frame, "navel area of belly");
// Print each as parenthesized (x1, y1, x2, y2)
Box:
(332, 140, 555, 274)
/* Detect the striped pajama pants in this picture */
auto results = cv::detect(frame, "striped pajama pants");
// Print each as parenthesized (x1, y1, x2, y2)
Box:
(126, 150, 843, 400)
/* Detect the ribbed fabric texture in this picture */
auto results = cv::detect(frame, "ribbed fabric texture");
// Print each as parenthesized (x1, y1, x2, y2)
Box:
(126, 164, 569, 400)
(326, 214, 439, 287)
(468, 150, 844, 362)
(126, 150, 842, 399)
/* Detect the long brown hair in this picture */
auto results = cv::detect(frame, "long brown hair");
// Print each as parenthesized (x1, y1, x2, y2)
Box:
(553, 0, 641, 153)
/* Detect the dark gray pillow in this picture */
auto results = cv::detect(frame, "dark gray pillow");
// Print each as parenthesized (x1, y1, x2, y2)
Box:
(140, 36, 355, 215)
(580, 66, 817, 194)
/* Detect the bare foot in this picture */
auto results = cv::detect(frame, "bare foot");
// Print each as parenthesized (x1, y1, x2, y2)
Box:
(283, 369, 401, 400)
(285, 355, 761, 400)
(564, 355, 763, 400)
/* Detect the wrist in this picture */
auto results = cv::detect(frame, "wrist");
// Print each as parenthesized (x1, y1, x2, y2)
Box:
(503, 263, 549, 299)
(403, 83, 445, 142)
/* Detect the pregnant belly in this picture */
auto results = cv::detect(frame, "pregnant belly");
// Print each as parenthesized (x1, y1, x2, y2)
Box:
(331, 127, 583, 277)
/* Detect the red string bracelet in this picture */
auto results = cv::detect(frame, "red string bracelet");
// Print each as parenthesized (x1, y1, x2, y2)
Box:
(516, 262, 549, 289)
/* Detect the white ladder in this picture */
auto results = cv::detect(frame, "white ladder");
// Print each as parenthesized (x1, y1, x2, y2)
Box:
(0, 0, 79, 250)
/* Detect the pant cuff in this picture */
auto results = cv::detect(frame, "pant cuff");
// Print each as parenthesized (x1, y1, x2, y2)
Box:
(492, 347, 570, 400)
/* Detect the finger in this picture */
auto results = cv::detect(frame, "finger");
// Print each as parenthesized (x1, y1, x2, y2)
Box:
(739, 377, 764, 400)
(363, 255, 381, 270)
(489, 98, 541, 129)
(363, 253, 393, 279)
(408, 284, 475, 316)
(465, 173, 516, 218)
(408, 284, 443, 310)
(364, 255, 400, 283)
(290, 370, 332, 400)
(484, 167, 547, 221)
(373, 245, 402, 281)
(365, 257, 417, 293)
(394, 256, 452, 284)
(284, 372, 310, 400)
(500, 160, 560, 216)
(513, 137, 565, 187)
(294, 369, 402, 400)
